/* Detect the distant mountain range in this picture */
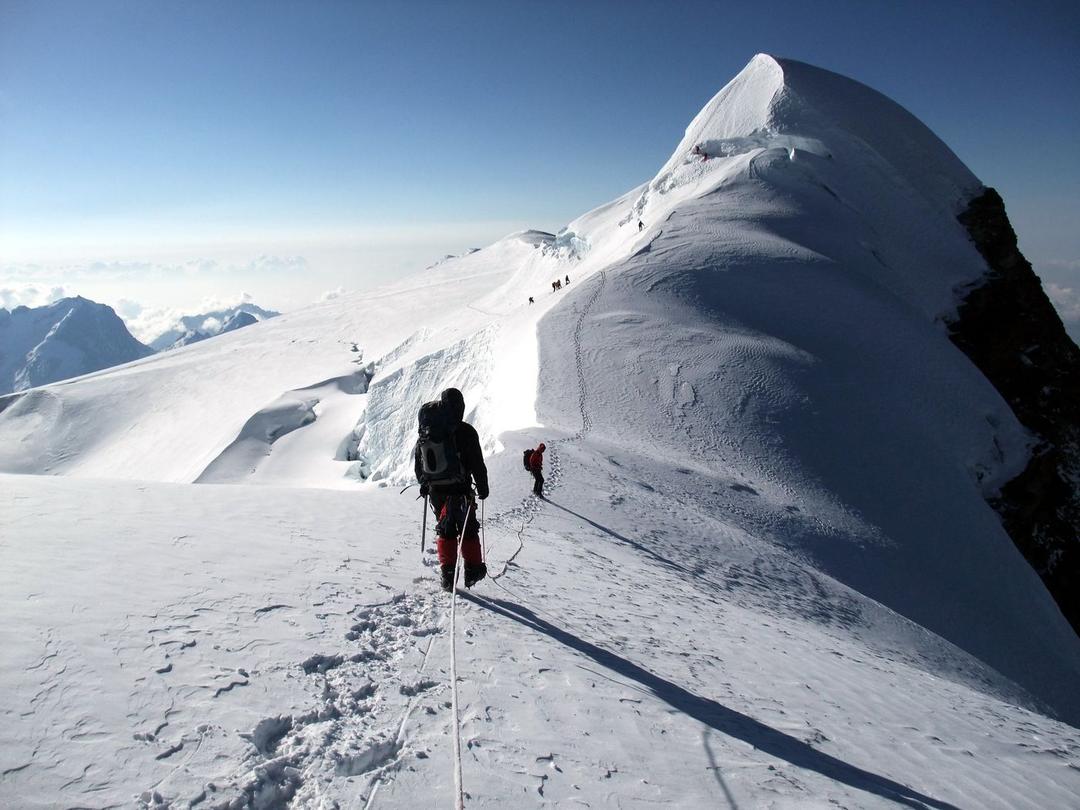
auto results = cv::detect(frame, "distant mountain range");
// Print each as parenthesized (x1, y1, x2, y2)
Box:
(148, 303, 279, 351)
(0, 298, 278, 394)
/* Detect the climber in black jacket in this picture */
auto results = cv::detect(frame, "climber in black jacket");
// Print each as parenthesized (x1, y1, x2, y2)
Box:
(414, 387, 489, 590)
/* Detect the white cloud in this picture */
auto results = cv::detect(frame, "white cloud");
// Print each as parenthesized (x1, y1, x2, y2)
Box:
(107, 290, 270, 346)
(0, 284, 68, 309)
(2, 256, 308, 285)
(246, 255, 307, 274)
(1045, 283, 1080, 324)
(196, 291, 259, 313)
(120, 305, 184, 344)
(114, 298, 144, 319)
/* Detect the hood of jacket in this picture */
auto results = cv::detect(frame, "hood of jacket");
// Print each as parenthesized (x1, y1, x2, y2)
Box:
(440, 387, 466, 423)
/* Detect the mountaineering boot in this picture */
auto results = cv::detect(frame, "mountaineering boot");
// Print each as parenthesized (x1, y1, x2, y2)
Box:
(440, 565, 455, 592)
(464, 563, 487, 588)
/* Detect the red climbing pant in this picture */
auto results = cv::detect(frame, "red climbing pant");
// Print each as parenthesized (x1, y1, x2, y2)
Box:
(431, 494, 483, 567)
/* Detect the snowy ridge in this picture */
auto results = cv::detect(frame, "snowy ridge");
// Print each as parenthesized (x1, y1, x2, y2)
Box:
(2, 55, 1079, 808)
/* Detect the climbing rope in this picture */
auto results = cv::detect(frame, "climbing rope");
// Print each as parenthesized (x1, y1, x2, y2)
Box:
(434, 271, 604, 805)
(448, 498, 472, 810)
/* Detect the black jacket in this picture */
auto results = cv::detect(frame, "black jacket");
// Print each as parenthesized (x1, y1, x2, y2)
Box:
(414, 421, 489, 498)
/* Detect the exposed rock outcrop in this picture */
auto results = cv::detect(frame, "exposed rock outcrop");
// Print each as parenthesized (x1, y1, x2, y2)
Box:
(950, 187, 1080, 635)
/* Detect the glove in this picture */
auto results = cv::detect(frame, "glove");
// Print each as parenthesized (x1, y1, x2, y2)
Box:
(476, 484, 489, 500)
(419, 482, 430, 497)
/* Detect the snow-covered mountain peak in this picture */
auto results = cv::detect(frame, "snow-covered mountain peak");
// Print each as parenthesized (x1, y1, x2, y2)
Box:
(0, 296, 153, 395)
(658, 54, 979, 214)
(664, 53, 786, 160)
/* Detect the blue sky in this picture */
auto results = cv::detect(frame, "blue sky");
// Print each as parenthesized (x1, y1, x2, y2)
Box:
(1, 0, 1078, 336)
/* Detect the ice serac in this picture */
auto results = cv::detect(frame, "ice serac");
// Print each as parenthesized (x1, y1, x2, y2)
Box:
(0, 297, 153, 394)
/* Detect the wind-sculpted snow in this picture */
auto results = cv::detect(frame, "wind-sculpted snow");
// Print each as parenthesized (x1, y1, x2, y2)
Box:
(2, 54, 1080, 808)
(196, 364, 375, 486)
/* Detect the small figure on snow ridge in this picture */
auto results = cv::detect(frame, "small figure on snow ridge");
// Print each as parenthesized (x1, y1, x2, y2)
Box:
(414, 388, 489, 591)
(523, 442, 545, 497)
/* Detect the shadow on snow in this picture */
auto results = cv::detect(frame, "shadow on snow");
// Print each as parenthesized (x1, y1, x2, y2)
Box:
(461, 591, 958, 810)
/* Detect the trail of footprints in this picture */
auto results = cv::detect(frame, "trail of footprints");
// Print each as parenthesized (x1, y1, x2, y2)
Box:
(138, 456, 559, 807)
(140, 592, 446, 809)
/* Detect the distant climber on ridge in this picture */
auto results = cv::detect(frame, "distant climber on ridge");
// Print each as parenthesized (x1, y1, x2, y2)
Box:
(524, 442, 546, 497)
(414, 388, 489, 591)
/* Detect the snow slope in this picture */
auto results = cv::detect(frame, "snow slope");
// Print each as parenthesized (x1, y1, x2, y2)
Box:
(2, 55, 1079, 808)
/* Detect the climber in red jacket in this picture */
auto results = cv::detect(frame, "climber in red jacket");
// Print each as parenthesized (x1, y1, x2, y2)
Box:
(526, 443, 545, 497)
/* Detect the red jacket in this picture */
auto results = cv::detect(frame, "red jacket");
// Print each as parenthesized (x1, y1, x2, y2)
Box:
(528, 443, 546, 472)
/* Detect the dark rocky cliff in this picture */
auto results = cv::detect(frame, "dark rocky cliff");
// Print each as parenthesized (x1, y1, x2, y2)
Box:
(950, 187, 1080, 635)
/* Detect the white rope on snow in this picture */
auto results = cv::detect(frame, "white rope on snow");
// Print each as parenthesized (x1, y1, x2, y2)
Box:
(441, 270, 605, 807)
(448, 499, 472, 810)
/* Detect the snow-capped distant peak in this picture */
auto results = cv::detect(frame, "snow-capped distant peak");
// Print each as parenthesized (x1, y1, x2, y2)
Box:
(150, 302, 278, 352)
(0, 297, 153, 394)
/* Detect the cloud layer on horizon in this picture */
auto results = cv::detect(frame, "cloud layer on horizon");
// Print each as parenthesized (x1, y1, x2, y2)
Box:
(0, 284, 69, 310)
